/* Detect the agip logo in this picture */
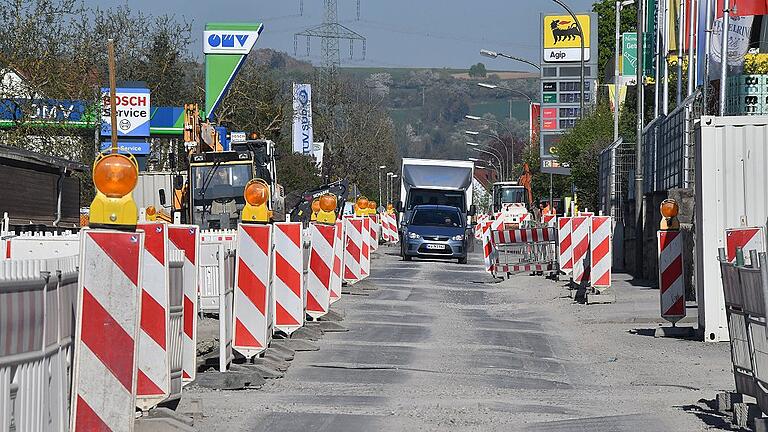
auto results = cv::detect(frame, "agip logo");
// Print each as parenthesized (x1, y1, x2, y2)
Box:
(543, 14, 591, 63)
(203, 30, 261, 54)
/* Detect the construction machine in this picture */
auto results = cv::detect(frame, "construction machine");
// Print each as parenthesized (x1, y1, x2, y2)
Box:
(179, 104, 285, 229)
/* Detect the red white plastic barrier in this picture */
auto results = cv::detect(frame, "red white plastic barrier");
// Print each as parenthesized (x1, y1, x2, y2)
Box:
(590, 216, 612, 289)
(474, 214, 489, 240)
(380, 212, 398, 243)
(136, 222, 170, 410)
(307, 223, 336, 319)
(360, 217, 371, 278)
(71, 229, 143, 432)
(165, 248, 186, 399)
(273, 222, 304, 335)
(557, 217, 573, 274)
(491, 228, 554, 244)
(369, 215, 380, 251)
(726, 226, 766, 265)
(543, 214, 556, 227)
(343, 217, 363, 284)
(167, 225, 199, 385)
(330, 220, 344, 303)
(1, 238, 9, 260)
(3, 232, 79, 260)
(233, 224, 272, 359)
(658, 230, 685, 322)
(490, 227, 558, 274)
(481, 221, 495, 273)
(571, 216, 591, 284)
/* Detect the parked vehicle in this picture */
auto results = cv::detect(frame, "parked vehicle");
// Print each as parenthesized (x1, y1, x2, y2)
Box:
(401, 204, 468, 264)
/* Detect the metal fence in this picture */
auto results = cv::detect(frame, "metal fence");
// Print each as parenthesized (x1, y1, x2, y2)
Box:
(641, 90, 704, 193)
(598, 139, 636, 223)
(719, 249, 768, 415)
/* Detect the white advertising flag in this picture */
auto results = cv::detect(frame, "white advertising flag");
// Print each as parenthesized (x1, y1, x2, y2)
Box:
(312, 141, 324, 170)
(709, 16, 753, 77)
(292, 83, 314, 155)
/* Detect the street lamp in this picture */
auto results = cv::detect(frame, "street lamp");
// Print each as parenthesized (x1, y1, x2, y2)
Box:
(551, 0, 585, 118)
(465, 130, 510, 177)
(378, 165, 386, 208)
(468, 144, 505, 181)
(480, 49, 542, 71)
(468, 157, 499, 181)
(476, 82, 534, 104)
(389, 173, 399, 205)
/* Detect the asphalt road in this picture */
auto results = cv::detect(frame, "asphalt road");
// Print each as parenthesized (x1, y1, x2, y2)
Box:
(186, 245, 732, 431)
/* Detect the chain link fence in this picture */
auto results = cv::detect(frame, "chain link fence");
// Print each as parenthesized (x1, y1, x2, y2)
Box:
(598, 138, 636, 224)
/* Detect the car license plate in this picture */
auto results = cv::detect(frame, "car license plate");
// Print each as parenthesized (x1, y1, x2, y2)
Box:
(426, 244, 445, 250)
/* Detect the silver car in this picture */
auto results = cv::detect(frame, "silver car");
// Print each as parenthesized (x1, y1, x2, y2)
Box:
(401, 205, 468, 264)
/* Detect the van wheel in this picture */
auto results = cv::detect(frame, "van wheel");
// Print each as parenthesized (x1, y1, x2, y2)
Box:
(458, 257, 467, 264)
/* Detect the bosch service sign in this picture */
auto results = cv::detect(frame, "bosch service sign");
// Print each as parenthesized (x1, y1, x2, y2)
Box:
(100, 87, 150, 137)
(203, 30, 261, 55)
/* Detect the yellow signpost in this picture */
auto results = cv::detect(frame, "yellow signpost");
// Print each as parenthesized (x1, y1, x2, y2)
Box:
(542, 14, 591, 63)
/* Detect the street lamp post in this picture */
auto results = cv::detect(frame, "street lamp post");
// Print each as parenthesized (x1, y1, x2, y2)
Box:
(480, 49, 542, 71)
(466, 130, 511, 178)
(390, 174, 399, 205)
(551, 0, 585, 119)
(468, 144, 505, 181)
(378, 165, 386, 209)
(469, 157, 500, 181)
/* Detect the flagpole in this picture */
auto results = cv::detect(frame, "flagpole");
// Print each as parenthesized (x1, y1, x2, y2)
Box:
(703, 0, 712, 114)
(655, 0, 662, 118)
(687, 0, 697, 97)
(663, 0, 671, 114)
(677, 0, 685, 105)
(719, 0, 730, 115)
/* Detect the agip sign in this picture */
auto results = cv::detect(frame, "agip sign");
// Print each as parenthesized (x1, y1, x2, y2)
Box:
(542, 14, 591, 63)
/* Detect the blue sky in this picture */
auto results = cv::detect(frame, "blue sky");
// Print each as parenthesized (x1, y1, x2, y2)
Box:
(85, 0, 596, 70)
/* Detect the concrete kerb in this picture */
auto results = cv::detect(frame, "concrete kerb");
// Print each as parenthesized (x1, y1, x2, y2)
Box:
(194, 370, 266, 390)
(271, 337, 320, 352)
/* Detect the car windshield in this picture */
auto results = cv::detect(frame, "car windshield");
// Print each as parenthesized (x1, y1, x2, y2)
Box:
(500, 187, 526, 203)
(411, 209, 462, 227)
(407, 189, 465, 212)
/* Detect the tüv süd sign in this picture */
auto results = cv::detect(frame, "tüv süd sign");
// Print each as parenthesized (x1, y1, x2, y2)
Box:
(292, 83, 314, 156)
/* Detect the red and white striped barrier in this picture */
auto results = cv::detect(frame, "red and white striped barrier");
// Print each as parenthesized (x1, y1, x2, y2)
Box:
(381, 212, 398, 243)
(571, 216, 591, 284)
(360, 217, 371, 278)
(492, 228, 555, 244)
(3, 232, 79, 260)
(369, 215, 380, 250)
(307, 223, 336, 318)
(658, 230, 685, 322)
(330, 220, 344, 303)
(558, 217, 573, 274)
(590, 216, 612, 289)
(71, 229, 143, 432)
(1, 238, 9, 259)
(343, 217, 363, 283)
(543, 214, 556, 227)
(474, 214, 489, 240)
(726, 226, 766, 265)
(495, 263, 556, 273)
(233, 224, 272, 359)
(136, 223, 170, 410)
(167, 225, 199, 385)
(481, 221, 495, 273)
(273, 222, 304, 335)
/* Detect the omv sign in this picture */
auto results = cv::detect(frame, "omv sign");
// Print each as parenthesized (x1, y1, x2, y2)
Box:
(203, 30, 261, 54)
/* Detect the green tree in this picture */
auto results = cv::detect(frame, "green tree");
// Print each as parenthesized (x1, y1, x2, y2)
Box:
(468, 62, 487, 78)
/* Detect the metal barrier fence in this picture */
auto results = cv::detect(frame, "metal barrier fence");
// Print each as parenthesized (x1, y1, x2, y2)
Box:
(166, 249, 186, 404)
(490, 227, 558, 276)
(719, 248, 768, 416)
(640, 90, 703, 194)
(598, 139, 636, 223)
(0, 255, 78, 432)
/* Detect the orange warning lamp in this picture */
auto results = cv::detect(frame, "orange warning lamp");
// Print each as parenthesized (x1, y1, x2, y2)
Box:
(386, 203, 394, 214)
(316, 193, 338, 224)
(367, 200, 377, 216)
(310, 198, 321, 221)
(145, 205, 157, 221)
(659, 198, 680, 231)
(89, 152, 139, 228)
(355, 196, 369, 217)
(242, 179, 272, 223)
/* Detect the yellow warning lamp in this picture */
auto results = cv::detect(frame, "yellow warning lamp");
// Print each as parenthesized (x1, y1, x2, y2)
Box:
(659, 198, 680, 231)
(386, 203, 394, 214)
(316, 193, 338, 224)
(354, 196, 369, 217)
(367, 200, 377, 216)
(310, 198, 321, 222)
(146, 205, 157, 221)
(88, 152, 139, 229)
(241, 179, 272, 223)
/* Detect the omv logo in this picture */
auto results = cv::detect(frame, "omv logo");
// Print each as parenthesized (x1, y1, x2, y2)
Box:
(203, 29, 261, 54)
(207, 33, 249, 49)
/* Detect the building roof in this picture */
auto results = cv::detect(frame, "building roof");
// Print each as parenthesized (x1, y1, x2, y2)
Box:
(0, 143, 86, 173)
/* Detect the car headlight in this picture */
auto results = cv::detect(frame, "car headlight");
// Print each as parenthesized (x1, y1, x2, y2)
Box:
(451, 234, 464, 241)
(408, 232, 420, 239)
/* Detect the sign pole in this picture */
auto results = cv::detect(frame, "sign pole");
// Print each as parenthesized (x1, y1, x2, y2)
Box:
(614, 0, 621, 141)
(107, 39, 118, 154)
